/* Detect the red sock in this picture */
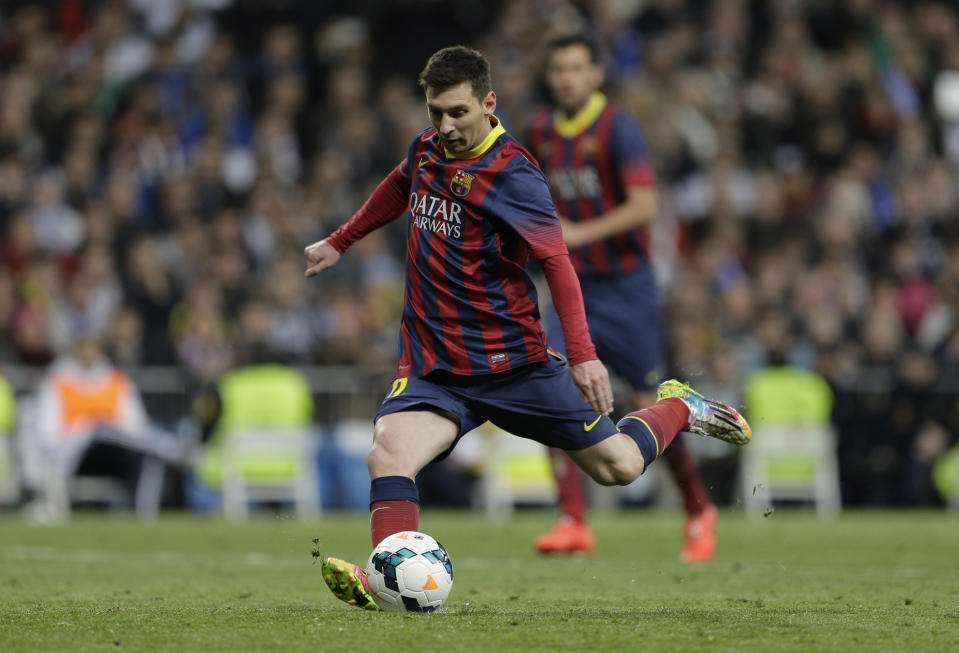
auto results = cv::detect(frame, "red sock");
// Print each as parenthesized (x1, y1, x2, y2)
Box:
(548, 448, 586, 523)
(370, 500, 419, 548)
(663, 435, 714, 516)
(626, 397, 689, 459)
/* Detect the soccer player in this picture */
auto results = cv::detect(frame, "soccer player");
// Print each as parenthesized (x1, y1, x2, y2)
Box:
(304, 45, 750, 610)
(526, 34, 720, 562)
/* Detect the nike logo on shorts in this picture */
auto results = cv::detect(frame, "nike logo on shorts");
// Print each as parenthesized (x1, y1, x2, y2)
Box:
(583, 415, 602, 431)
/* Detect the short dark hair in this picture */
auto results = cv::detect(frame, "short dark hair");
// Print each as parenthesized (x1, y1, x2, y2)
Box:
(418, 45, 492, 99)
(545, 34, 599, 63)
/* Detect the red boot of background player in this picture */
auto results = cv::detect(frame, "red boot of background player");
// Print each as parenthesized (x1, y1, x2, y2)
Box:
(533, 516, 596, 554)
(679, 504, 717, 563)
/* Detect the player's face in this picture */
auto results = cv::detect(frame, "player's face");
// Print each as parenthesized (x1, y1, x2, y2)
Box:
(426, 81, 497, 154)
(546, 45, 602, 114)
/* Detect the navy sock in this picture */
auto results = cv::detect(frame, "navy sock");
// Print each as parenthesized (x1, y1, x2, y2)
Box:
(369, 475, 419, 509)
(617, 415, 659, 468)
(616, 399, 688, 470)
(370, 476, 420, 547)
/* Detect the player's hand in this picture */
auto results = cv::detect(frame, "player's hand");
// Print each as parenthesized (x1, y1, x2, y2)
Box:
(304, 239, 341, 277)
(558, 216, 590, 249)
(569, 359, 614, 416)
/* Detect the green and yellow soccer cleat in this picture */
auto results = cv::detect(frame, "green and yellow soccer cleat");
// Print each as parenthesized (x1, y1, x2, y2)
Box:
(321, 557, 381, 611)
(657, 379, 752, 445)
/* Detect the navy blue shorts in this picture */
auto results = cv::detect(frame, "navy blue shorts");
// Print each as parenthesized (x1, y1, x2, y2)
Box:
(375, 354, 619, 457)
(546, 265, 664, 391)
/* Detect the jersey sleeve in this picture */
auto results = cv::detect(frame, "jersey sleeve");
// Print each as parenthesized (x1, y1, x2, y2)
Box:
(540, 253, 596, 365)
(325, 161, 411, 253)
(610, 113, 656, 188)
(491, 158, 567, 260)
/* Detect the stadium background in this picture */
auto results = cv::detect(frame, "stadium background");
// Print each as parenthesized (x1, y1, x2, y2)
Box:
(1, 0, 958, 514)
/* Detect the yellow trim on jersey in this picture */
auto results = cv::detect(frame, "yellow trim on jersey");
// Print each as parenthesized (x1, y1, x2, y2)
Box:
(553, 92, 607, 139)
(444, 115, 506, 160)
(620, 415, 659, 456)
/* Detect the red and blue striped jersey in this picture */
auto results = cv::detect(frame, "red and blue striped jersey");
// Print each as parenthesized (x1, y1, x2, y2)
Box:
(396, 117, 568, 377)
(527, 93, 656, 279)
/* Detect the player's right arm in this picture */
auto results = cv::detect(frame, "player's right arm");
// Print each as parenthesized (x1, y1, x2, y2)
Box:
(304, 161, 411, 277)
(558, 185, 658, 248)
(304, 240, 341, 277)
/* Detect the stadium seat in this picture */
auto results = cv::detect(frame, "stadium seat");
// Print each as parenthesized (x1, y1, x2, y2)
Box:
(16, 393, 188, 521)
(932, 444, 959, 510)
(739, 367, 841, 517)
(197, 364, 320, 519)
(476, 423, 556, 517)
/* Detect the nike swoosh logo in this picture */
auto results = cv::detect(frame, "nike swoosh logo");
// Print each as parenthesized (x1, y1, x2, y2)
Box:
(418, 157, 429, 167)
(583, 415, 602, 431)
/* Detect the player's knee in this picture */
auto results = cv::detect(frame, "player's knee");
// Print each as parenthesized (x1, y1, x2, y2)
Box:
(582, 456, 644, 487)
(367, 423, 409, 477)
(367, 429, 393, 475)
(605, 456, 645, 486)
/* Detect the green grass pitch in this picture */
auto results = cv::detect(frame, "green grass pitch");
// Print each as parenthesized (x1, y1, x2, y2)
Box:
(1, 510, 957, 652)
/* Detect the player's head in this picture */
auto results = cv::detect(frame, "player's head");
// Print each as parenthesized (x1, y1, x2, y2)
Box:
(419, 45, 496, 154)
(544, 34, 603, 114)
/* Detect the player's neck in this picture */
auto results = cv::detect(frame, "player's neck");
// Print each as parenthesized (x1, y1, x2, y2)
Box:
(562, 97, 592, 120)
(471, 115, 495, 146)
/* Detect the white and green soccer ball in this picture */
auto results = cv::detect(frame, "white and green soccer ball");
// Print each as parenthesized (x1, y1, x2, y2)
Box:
(365, 531, 453, 612)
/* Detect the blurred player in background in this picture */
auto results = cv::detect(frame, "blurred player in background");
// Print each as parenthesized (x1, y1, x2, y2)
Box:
(526, 35, 718, 562)
(304, 45, 750, 610)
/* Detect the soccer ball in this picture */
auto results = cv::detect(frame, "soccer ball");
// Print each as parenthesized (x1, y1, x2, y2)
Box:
(365, 531, 453, 612)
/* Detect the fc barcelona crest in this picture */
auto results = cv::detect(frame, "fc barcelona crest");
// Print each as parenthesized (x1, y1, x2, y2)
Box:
(450, 168, 475, 197)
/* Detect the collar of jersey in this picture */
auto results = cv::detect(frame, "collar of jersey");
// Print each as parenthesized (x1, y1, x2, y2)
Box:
(553, 92, 607, 139)
(443, 115, 506, 160)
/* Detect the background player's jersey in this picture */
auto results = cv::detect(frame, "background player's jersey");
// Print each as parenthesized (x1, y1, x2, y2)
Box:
(397, 118, 567, 378)
(528, 93, 656, 279)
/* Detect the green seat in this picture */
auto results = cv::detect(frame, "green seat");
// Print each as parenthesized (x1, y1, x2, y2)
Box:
(0, 374, 17, 503)
(744, 367, 833, 426)
(197, 365, 318, 518)
(932, 444, 959, 508)
(740, 366, 840, 516)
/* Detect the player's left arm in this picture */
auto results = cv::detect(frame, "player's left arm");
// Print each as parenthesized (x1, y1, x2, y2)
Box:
(560, 113, 658, 248)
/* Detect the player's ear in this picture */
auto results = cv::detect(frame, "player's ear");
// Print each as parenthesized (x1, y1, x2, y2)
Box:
(482, 90, 497, 116)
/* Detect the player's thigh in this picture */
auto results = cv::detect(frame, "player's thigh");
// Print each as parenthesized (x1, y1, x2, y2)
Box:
(370, 409, 459, 479)
(581, 271, 664, 391)
(371, 375, 481, 478)
(476, 356, 614, 445)
(565, 432, 646, 486)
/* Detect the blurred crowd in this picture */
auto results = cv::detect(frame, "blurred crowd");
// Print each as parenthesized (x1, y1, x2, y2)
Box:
(1, 0, 958, 507)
